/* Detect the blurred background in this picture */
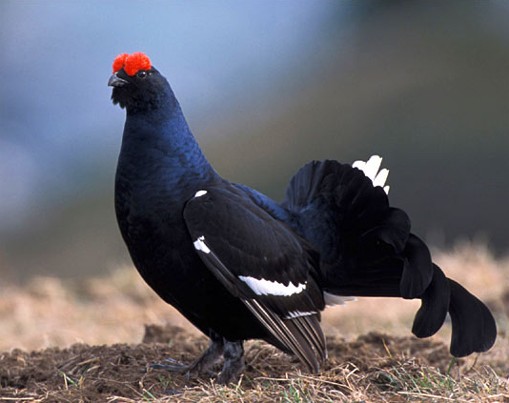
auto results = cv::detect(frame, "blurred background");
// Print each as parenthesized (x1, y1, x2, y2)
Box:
(1, 0, 508, 282)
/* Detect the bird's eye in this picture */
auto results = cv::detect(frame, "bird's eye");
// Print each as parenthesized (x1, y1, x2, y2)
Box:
(137, 71, 147, 79)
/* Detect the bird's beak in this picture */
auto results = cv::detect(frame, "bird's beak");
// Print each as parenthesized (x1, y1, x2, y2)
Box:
(108, 73, 128, 87)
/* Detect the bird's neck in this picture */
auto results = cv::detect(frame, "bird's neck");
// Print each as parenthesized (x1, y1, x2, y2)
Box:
(118, 95, 216, 194)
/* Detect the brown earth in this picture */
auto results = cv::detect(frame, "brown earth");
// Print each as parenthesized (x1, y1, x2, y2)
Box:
(2, 324, 508, 402)
(0, 244, 508, 401)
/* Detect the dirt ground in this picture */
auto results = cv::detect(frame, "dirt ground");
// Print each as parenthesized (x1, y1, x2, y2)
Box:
(1, 325, 508, 402)
(0, 244, 508, 402)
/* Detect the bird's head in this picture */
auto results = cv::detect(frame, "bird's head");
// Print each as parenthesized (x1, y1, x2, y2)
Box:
(108, 52, 170, 112)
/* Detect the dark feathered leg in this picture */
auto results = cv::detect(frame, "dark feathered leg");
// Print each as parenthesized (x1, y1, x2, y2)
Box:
(187, 337, 224, 375)
(216, 340, 245, 385)
(152, 335, 224, 377)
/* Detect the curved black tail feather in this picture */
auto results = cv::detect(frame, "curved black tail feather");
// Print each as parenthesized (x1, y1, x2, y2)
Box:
(448, 279, 497, 356)
(412, 264, 450, 338)
(400, 234, 434, 299)
(284, 159, 497, 357)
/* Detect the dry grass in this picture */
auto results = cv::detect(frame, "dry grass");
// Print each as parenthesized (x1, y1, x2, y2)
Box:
(1, 330, 507, 402)
(0, 243, 508, 401)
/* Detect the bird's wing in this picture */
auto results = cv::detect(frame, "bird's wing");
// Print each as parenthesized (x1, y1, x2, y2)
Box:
(183, 185, 326, 372)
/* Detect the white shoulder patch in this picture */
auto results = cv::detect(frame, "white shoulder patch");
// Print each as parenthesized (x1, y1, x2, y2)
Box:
(324, 292, 356, 307)
(352, 155, 390, 195)
(193, 235, 211, 254)
(238, 276, 307, 297)
(194, 190, 207, 198)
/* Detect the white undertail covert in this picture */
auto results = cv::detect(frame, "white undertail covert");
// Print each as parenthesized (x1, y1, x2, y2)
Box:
(352, 155, 390, 195)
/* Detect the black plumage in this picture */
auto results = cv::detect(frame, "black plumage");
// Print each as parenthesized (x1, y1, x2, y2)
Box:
(108, 52, 496, 384)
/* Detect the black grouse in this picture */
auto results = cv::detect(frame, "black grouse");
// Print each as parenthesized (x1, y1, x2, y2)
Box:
(108, 52, 496, 384)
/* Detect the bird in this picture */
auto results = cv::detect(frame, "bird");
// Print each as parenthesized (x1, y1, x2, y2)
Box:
(108, 52, 496, 384)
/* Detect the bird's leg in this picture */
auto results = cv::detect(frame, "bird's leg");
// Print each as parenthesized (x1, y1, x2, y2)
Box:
(151, 335, 224, 377)
(216, 340, 245, 385)
(186, 336, 224, 376)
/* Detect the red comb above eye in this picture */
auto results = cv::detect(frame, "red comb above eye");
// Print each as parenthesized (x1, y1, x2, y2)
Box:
(112, 52, 152, 76)
(112, 53, 128, 73)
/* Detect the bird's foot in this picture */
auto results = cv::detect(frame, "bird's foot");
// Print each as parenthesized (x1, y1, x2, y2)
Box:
(150, 338, 245, 384)
(216, 340, 245, 385)
(152, 337, 224, 379)
(150, 357, 188, 372)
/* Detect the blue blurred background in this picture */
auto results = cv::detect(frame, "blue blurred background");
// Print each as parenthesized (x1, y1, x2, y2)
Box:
(1, 1, 508, 281)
